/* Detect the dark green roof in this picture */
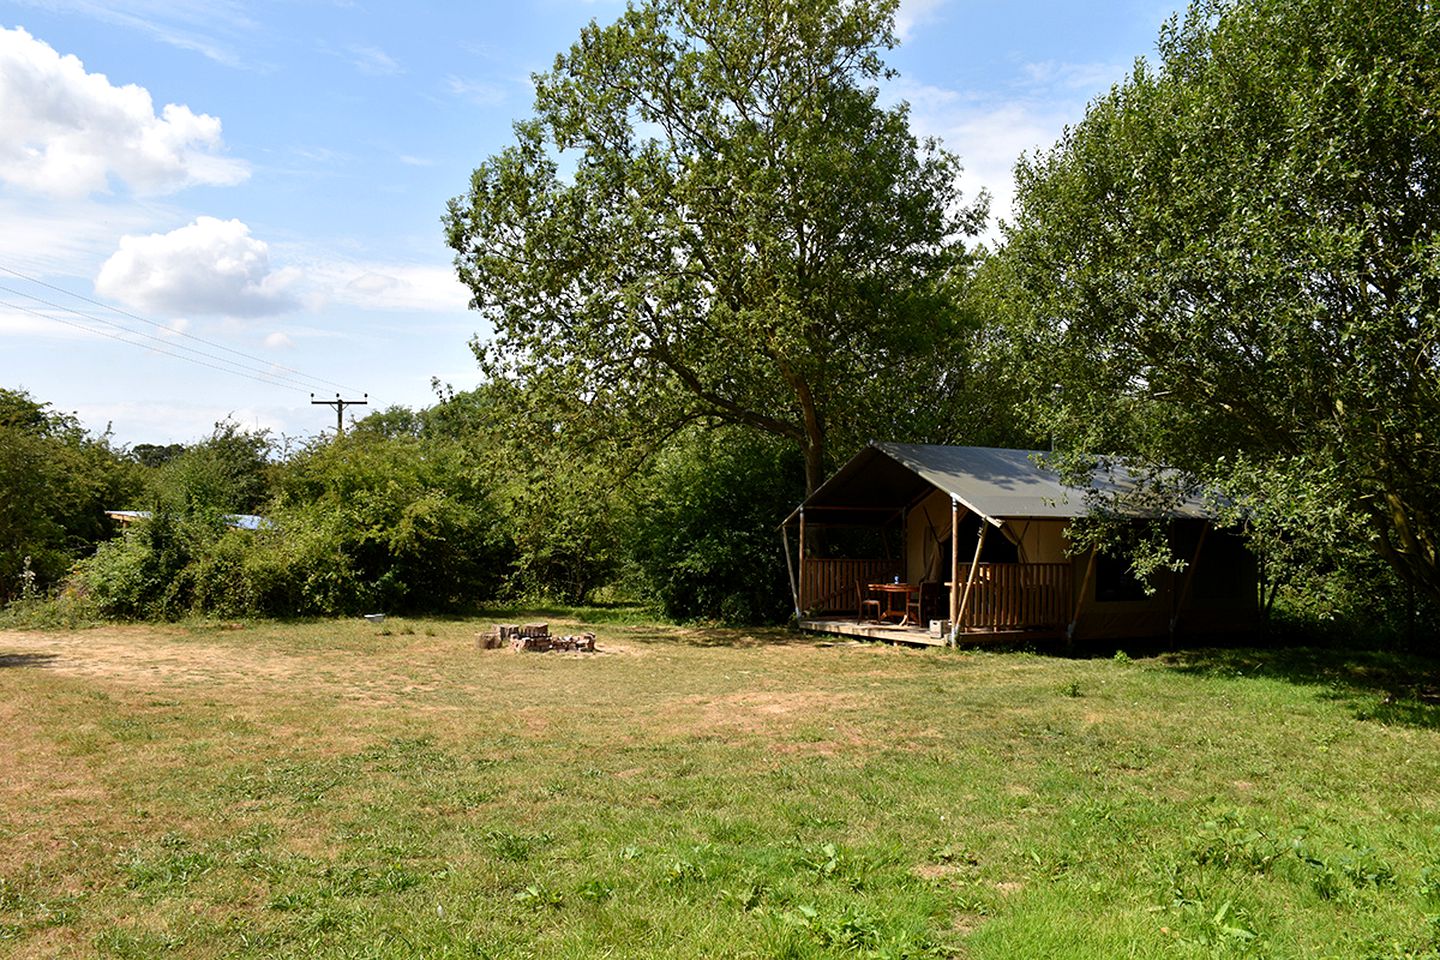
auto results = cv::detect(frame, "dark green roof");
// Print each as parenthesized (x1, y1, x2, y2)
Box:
(789, 443, 1211, 526)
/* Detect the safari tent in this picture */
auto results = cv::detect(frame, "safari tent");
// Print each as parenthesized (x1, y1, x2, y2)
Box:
(781, 443, 1258, 646)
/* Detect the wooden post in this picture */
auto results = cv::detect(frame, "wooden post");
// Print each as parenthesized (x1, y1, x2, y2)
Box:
(798, 509, 807, 618)
(900, 507, 908, 582)
(948, 498, 960, 646)
(782, 525, 800, 621)
(1067, 547, 1098, 651)
(1169, 522, 1209, 647)
(956, 522, 989, 639)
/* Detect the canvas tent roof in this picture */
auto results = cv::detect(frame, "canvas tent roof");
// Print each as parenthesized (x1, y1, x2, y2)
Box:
(787, 443, 1212, 527)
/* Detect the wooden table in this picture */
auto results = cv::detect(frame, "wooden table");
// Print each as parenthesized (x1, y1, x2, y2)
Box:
(867, 582, 918, 625)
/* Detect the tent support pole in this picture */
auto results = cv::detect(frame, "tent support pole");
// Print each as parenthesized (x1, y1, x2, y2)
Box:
(1170, 522, 1209, 648)
(797, 509, 807, 619)
(1068, 547, 1098, 653)
(948, 498, 960, 646)
(782, 524, 800, 622)
(955, 522, 988, 642)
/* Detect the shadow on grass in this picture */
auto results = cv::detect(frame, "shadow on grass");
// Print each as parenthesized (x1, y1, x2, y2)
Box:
(465, 603, 805, 649)
(0, 652, 60, 669)
(612, 622, 804, 649)
(472, 602, 662, 627)
(1159, 643, 1440, 731)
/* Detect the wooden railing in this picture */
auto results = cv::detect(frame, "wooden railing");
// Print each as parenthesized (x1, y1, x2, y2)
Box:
(802, 558, 902, 614)
(955, 562, 1072, 630)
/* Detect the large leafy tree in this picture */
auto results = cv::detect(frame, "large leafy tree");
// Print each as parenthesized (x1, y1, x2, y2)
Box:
(445, 0, 983, 494)
(997, 0, 1440, 606)
(0, 388, 133, 598)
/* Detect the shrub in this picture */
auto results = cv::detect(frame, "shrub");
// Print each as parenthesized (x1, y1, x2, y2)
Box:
(627, 429, 803, 624)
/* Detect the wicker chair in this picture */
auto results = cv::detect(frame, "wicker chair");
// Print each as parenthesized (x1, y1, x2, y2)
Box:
(856, 580, 882, 623)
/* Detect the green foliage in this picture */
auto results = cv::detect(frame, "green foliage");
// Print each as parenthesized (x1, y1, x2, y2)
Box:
(69, 422, 275, 619)
(0, 388, 135, 599)
(68, 410, 512, 619)
(127, 442, 185, 469)
(445, 0, 983, 493)
(145, 420, 274, 517)
(996, 0, 1440, 610)
(627, 428, 802, 623)
(273, 428, 511, 613)
(426, 380, 627, 604)
(75, 511, 200, 619)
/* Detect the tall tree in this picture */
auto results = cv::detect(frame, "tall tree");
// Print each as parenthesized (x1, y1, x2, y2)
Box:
(445, 0, 983, 493)
(996, 0, 1440, 606)
(0, 388, 132, 598)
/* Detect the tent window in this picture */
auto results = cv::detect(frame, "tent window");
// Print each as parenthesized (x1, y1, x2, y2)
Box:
(1095, 553, 1147, 603)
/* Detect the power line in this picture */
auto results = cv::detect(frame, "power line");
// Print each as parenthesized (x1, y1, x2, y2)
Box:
(0, 284, 337, 395)
(0, 298, 310, 393)
(0, 261, 362, 394)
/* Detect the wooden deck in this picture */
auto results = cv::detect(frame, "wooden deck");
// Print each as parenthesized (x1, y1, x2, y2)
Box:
(799, 616, 1064, 648)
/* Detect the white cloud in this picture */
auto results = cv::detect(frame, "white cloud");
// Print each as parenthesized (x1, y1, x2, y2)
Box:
(96, 217, 300, 318)
(0, 26, 249, 197)
(74, 399, 292, 445)
(1022, 59, 1129, 93)
(290, 255, 472, 314)
(0, 302, 100, 339)
(445, 75, 506, 106)
(10, 0, 258, 67)
(337, 266, 471, 313)
(293, 145, 343, 164)
(0, 195, 159, 274)
(346, 44, 401, 76)
(398, 154, 433, 167)
(895, 0, 946, 42)
(263, 330, 293, 349)
(887, 59, 1129, 238)
(935, 102, 1069, 231)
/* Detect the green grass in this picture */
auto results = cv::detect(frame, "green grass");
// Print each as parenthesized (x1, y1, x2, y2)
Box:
(1, 617, 1438, 958)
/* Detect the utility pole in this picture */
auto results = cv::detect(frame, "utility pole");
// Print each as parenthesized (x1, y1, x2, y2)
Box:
(311, 392, 367, 436)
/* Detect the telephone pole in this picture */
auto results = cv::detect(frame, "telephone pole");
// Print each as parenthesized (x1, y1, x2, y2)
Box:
(311, 392, 367, 436)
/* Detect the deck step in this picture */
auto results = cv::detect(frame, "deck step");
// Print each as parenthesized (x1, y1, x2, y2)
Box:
(799, 619, 1063, 647)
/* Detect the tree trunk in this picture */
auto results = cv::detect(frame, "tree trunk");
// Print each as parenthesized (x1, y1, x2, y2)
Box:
(796, 376, 826, 497)
(1371, 493, 1440, 611)
(803, 437, 825, 498)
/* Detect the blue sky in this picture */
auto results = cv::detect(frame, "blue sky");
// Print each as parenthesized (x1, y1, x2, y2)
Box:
(0, 0, 1179, 446)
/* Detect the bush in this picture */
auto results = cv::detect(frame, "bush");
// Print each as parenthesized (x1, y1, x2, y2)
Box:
(627, 429, 803, 624)
(274, 430, 512, 613)
(68, 424, 513, 620)
(0, 388, 135, 599)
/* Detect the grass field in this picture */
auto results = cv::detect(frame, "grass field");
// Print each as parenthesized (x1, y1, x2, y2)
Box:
(2, 614, 1439, 959)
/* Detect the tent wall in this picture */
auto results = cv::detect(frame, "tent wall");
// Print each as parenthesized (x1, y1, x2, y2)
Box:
(904, 489, 956, 583)
(1011, 519, 1069, 564)
(1068, 521, 1260, 641)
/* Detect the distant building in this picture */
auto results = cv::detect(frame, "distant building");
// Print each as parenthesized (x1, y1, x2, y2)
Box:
(105, 510, 273, 531)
